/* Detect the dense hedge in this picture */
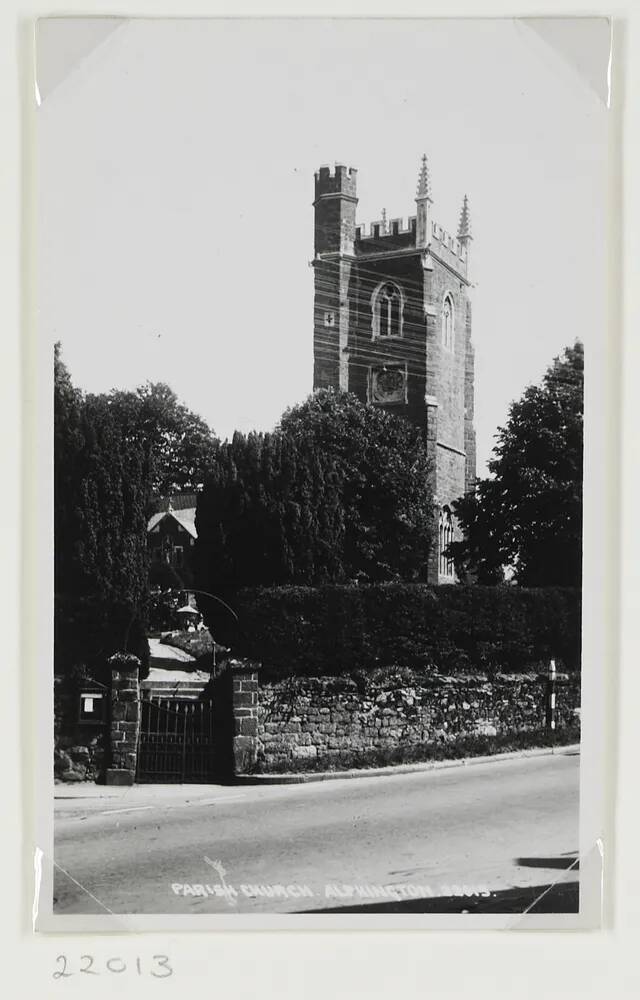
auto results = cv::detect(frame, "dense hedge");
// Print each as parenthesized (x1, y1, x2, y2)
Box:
(227, 584, 581, 680)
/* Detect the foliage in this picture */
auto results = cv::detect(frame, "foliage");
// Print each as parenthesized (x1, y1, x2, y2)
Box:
(99, 381, 218, 496)
(159, 629, 228, 673)
(148, 588, 189, 632)
(195, 390, 435, 633)
(450, 343, 584, 586)
(54, 345, 150, 682)
(107, 653, 142, 673)
(160, 630, 213, 657)
(148, 557, 195, 593)
(194, 427, 346, 621)
(212, 583, 581, 680)
(277, 389, 435, 582)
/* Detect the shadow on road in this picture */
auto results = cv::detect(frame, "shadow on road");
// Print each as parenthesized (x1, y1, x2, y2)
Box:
(303, 881, 579, 914)
(516, 855, 579, 871)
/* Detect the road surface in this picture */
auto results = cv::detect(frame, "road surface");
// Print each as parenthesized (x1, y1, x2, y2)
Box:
(53, 750, 579, 915)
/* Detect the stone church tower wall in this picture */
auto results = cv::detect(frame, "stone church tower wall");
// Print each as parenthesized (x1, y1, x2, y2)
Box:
(312, 159, 477, 584)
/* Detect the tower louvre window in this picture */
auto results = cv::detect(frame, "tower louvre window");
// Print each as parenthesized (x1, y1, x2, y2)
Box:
(442, 293, 455, 350)
(439, 507, 455, 578)
(372, 281, 404, 339)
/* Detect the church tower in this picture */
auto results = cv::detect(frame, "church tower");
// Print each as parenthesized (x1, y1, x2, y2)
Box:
(312, 157, 476, 584)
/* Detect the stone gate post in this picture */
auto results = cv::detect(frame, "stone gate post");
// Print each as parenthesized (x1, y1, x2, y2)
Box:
(226, 659, 260, 776)
(106, 653, 141, 786)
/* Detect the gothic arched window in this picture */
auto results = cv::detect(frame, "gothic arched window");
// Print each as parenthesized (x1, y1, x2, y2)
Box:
(442, 293, 455, 350)
(372, 281, 404, 339)
(439, 506, 455, 578)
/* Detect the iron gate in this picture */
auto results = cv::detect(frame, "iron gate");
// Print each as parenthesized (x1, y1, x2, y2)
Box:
(137, 696, 215, 783)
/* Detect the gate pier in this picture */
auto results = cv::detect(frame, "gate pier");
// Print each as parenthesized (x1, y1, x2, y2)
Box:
(106, 653, 141, 786)
(226, 658, 260, 775)
(105, 653, 260, 785)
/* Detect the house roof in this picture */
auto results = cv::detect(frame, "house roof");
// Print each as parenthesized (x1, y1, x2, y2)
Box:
(152, 493, 199, 513)
(147, 507, 197, 539)
(147, 511, 165, 533)
(172, 508, 197, 538)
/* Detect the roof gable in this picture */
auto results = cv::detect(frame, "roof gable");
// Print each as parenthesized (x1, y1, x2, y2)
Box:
(147, 507, 197, 539)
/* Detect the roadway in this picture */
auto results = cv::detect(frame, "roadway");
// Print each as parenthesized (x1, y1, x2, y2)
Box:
(53, 749, 579, 915)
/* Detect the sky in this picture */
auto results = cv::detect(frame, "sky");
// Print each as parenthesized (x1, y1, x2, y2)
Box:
(37, 18, 608, 475)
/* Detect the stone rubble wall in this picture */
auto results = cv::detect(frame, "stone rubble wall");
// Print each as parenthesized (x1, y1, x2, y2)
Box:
(54, 679, 107, 782)
(257, 671, 580, 773)
(54, 735, 105, 782)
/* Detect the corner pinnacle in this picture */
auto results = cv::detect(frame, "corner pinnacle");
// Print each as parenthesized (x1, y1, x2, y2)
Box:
(457, 194, 472, 239)
(416, 154, 432, 201)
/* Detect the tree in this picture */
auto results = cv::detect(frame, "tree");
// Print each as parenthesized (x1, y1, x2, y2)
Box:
(277, 389, 435, 583)
(195, 390, 435, 643)
(450, 342, 584, 586)
(99, 382, 218, 496)
(54, 346, 150, 682)
(195, 428, 346, 598)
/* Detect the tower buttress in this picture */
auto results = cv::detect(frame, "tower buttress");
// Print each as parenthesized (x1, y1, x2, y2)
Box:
(312, 164, 358, 391)
(313, 164, 358, 255)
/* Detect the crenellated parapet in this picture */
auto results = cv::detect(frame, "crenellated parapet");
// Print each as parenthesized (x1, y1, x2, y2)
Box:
(356, 216, 417, 240)
(314, 158, 471, 278)
(314, 163, 358, 201)
(354, 215, 469, 277)
(348, 157, 471, 279)
(430, 221, 469, 276)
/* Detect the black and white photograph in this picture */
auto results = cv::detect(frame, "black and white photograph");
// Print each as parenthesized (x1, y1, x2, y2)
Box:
(36, 15, 610, 930)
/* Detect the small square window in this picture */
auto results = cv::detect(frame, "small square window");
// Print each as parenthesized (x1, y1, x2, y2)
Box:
(324, 311, 336, 327)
